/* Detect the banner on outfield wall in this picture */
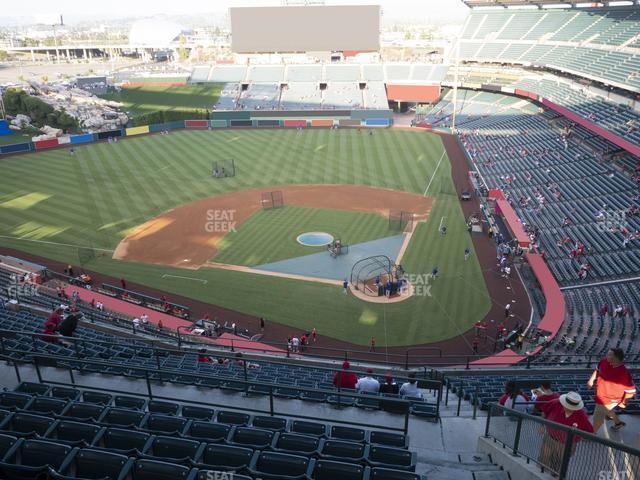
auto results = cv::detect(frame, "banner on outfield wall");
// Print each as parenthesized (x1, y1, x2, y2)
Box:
(230, 120, 253, 127)
(350, 109, 393, 120)
(0, 142, 32, 154)
(126, 125, 150, 136)
(311, 119, 334, 127)
(364, 118, 390, 126)
(34, 138, 59, 150)
(256, 119, 279, 127)
(185, 120, 209, 128)
(209, 120, 228, 128)
(70, 134, 94, 144)
(57, 136, 71, 145)
(338, 119, 361, 127)
(211, 111, 251, 120)
(97, 129, 123, 140)
(283, 119, 307, 127)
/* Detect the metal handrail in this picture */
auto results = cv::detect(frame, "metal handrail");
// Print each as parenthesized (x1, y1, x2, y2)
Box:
(484, 402, 640, 479)
(0, 350, 429, 434)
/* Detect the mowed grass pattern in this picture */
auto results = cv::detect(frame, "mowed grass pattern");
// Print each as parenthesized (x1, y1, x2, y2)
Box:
(214, 206, 392, 266)
(0, 129, 491, 346)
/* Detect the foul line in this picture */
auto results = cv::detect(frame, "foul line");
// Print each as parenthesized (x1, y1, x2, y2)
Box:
(438, 216, 447, 232)
(0, 235, 113, 252)
(161, 274, 208, 284)
(423, 150, 447, 196)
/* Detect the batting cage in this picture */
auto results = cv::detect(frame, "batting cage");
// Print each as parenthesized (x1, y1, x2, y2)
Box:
(212, 159, 236, 178)
(388, 210, 414, 232)
(350, 255, 405, 297)
(261, 190, 284, 209)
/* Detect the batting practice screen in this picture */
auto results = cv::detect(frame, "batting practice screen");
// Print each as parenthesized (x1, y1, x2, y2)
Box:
(230, 5, 380, 53)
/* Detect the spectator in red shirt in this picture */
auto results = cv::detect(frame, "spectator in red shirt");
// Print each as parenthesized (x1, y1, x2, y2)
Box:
(498, 380, 530, 412)
(538, 392, 593, 474)
(333, 361, 358, 389)
(532, 381, 560, 415)
(588, 348, 637, 432)
(197, 348, 212, 363)
(42, 308, 63, 343)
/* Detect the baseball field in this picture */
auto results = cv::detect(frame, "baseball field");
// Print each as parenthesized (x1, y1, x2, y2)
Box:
(0, 128, 491, 346)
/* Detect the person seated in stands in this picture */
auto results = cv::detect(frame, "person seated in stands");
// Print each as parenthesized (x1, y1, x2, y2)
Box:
(333, 361, 358, 389)
(499, 380, 529, 412)
(399, 372, 422, 399)
(356, 369, 380, 393)
(233, 352, 259, 369)
(58, 313, 81, 346)
(197, 348, 213, 363)
(380, 373, 400, 395)
(43, 308, 64, 343)
(531, 381, 559, 415)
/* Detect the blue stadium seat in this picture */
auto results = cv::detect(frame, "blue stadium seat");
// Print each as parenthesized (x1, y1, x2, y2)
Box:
(148, 400, 180, 416)
(216, 410, 250, 426)
(180, 406, 215, 421)
(315, 459, 370, 480)
(92, 427, 154, 455)
(271, 432, 322, 455)
(321, 439, 369, 462)
(290, 420, 326, 437)
(14, 382, 50, 396)
(98, 408, 148, 428)
(183, 421, 231, 443)
(191, 443, 255, 472)
(367, 446, 417, 471)
(0, 413, 56, 438)
(132, 459, 197, 480)
(81, 392, 113, 406)
(49, 448, 134, 480)
(141, 414, 190, 435)
(140, 435, 205, 464)
(0, 439, 76, 480)
(248, 451, 315, 480)
(113, 396, 147, 411)
(252, 415, 288, 431)
(0, 393, 34, 411)
(43, 420, 103, 447)
(59, 402, 105, 422)
(230, 426, 275, 449)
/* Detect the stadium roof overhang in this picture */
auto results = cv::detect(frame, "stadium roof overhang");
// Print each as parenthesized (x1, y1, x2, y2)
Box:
(461, 0, 639, 8)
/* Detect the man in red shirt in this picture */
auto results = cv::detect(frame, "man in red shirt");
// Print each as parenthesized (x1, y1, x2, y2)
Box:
(588, 348, 636, 432)
(43, 308, 63, 343)
(333, 361, 358, 389)
(538, 392, 593, 474)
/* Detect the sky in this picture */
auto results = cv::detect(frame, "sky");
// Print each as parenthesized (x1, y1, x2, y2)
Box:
(4, 0, 470, 25)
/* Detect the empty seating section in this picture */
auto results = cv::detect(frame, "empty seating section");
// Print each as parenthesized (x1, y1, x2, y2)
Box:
(325, 65, 361, 82)
(214, 83, 240, 110)
(189, 66, 211, 83)
(238, 84, 280, 110)
(280, 83, 322, 110)
(323, 83, 363, 109)
(208, 66, 246, 83)
(247, 65, 285, 83)
(363, 83, 389, 109)
(0, 382, 422, 479)
(459, 7, 640, 90)
(286, 65, 323, 82)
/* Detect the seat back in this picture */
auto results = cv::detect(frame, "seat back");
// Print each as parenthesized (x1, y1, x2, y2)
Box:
(231, 427, 274, 448)
(150, 436, 201, 460)
(371, 467, 422, 480)
(322, 440, 367, 460)
(62, 403, 105, 422)
(49, 387, 81, 401)
(200, 444, 254, 469)
(71, 449, 131, 479)
(315, 459, 367, 480)
(101, 408, 146, 427)
(145, 414, 188, 434)
(216, 410, 250, 425)
(291, 420, 326, 436)
(252, 451, 312, 477)
(102, 427, 152, 454)
(369, 446, 415, 470)
(81, 392, 113, 405)
(27, 397, 68, 415)
(8, 413, 55, 437)
(0, 392, 33, 410)
(331, 426, 366, 442)
(0, 434, 19, 459)
(134, 459, 193, 480)
(252, 415, 287, 431)
(47, 420, 102, 446)
(275, 432, 321, 454)
(15, 382, 50, 396)
(186, 422, 231, 442)
(369, 431, 407, 449)
(148, 400, 179, 416)
(18, 439, 73, 468)
(113, 396, 146, 410)
(181, 406, 214, 421)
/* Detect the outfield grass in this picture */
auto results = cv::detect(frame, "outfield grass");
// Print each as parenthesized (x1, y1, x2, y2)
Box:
(215, 206, 392, 266)
(0, 129, 491, 346)
(99, 85, 223, 116)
